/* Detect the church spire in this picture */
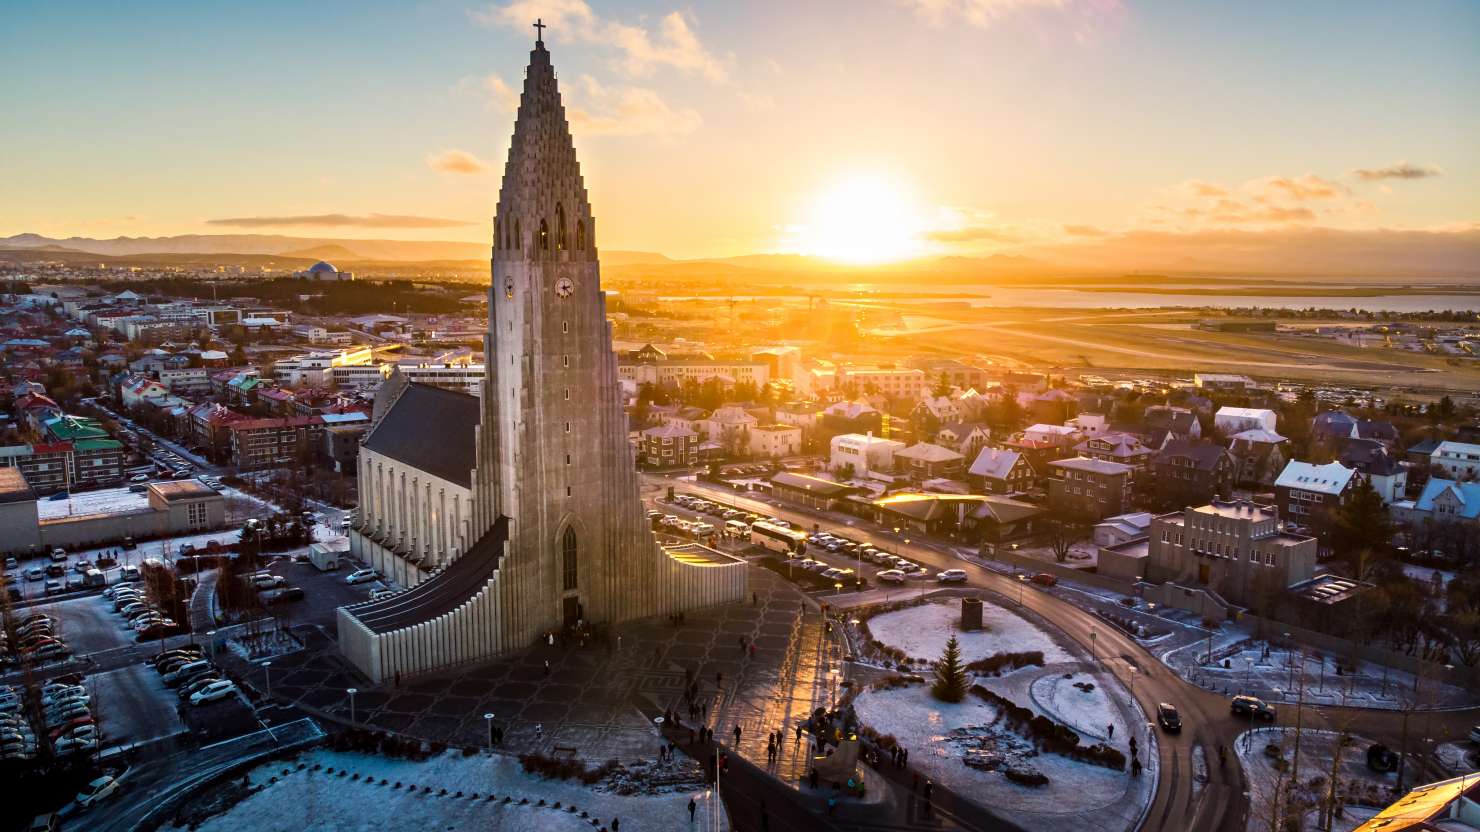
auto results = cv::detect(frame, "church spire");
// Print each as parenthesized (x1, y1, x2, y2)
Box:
(492, 33, 594, 262)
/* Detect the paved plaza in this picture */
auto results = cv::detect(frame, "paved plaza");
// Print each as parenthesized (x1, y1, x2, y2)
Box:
(245, 566, 837, 774)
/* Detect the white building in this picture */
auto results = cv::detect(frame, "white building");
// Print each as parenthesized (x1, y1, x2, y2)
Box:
(1433, 441, 1480, 480)
(1214, 406, 1278, 435)
(748, 424, 801, 459)
(830, 433, 906, 477)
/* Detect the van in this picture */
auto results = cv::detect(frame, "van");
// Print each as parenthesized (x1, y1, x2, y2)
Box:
(724, 520, 750, 538)
(50, 548, 67, 563)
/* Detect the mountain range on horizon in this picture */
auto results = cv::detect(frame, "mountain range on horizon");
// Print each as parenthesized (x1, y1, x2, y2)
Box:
(2, 229, 1477, 281)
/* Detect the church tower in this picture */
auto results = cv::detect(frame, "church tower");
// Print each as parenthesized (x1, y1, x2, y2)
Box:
(472, 29, 659, 636)
(337, 31, 745, 683)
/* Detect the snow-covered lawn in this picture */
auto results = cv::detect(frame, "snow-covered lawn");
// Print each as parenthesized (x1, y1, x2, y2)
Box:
(1030, 672, 1119, 741)
(37, 486, 150, 520)
(853, 684, 1147, 832)
(195, 748, 726, 832)
(1162, 629, 1474, 711)
(1235, 727, 1394, 832)
(865, 600, 1071, 664)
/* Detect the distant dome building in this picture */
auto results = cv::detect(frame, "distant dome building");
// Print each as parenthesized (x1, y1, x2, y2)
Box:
(298, 260, 354, 282)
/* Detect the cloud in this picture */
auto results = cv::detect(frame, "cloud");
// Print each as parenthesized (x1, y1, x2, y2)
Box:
(473, 1, 727, 82)
(1063, 224, 1108, 236)
(480, 74, 521, 111)
(1351, 161, 1442, 182)
(206, 214, 474, 229)
(904, 0, 1125, 39)
(1253, 174, 1347, 202)
(426, 149, 492, 175)
(1180, 180, 1228, 198)
(566, 75, 701, 138)
(1210, 204, 1316, 224)
(924, 225, 1020, 243)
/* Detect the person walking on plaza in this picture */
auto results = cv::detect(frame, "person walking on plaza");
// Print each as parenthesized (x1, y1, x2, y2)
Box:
(1107, 723, 1114, 739)
(733, 724, 742, 745)
(688, 798, 696, 823)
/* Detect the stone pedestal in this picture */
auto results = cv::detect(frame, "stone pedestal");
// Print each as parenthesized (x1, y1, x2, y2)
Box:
(961, 597, 983, 631)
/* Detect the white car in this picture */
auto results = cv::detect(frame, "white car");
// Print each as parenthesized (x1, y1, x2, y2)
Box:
(344, 569, 380, 585)
(876, 569, 907, 584)
(74, 774, 120, 808)
(936, 569, 968, 583)
(54, 735, 97, 756)
(190, 680, 238, 706)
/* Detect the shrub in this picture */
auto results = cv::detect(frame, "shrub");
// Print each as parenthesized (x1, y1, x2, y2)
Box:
(1005, 767, 1050, 786)
(964, 651, 1046, 676)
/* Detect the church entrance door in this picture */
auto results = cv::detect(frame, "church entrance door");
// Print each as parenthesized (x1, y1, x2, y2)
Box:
(562, 596, 583, 628)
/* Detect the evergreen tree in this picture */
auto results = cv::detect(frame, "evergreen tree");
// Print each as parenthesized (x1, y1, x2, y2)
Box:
(932, 372, 953, 398)
(1332, 478, 1392, 558)
(932, 634, 969, 703)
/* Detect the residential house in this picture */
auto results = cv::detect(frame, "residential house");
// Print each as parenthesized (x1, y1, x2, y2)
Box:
(1397, 478, 1480, 531)
(1432, 441, 1480, 480)
(967, 447, 1035, 495)
(1274, 460, 1362, 552)
(1075, 431, 1155, 473)
(1144, 405, 1202, 448)
(705, 405, 759, 454)
(639, 423, 700, 468)
(188, 403, 248, 462)
(228, 415, 325, 471)
(1093, 511, 1154, 547)
(1228, 429, 1289, 488)
(1065, 412, 1107, 437)
(1021, 423, 1081, 449)
(934, 422, 991, 460)
(1338, 439, 1408, 503)
(830, 433, 905, 478)
(1153, 439, 1236, 508)
(820, 399, 884, 437)
(749, 424, 802, 459)
(1312, 410, 1400, 449)
(894, 442, 966, 482)
(1047, 457, 1133, 519)
(769, 472, 859, 511)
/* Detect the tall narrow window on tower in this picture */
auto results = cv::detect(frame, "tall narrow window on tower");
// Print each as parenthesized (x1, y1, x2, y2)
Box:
(556, 203, 566, 250)
(576, 220, 585, 251)
(562, 526, 577, 590)
(539, 219, 549, 250)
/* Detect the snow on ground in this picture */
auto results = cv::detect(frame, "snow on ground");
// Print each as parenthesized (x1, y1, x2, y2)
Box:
(195, 748, 727, 832)
(853, 684, 1147, 832)
(1164, 630, 1474, 711)
(1402, 564, 1455, 591)
(1235, 727, 1395, 832)
(865, 600, 1072, 664)
(1029, 672, 1120, 741)
(1436, 741, 1479, 775)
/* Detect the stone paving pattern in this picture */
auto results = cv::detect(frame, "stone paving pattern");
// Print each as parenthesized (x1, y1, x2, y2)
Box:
(251, 567, 839, 778)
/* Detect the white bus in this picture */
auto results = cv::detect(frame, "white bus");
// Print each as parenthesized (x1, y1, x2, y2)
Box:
(750, 521, 807, 555)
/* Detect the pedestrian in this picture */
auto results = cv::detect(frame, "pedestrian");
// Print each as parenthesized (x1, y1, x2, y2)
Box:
(734, 724, 742, 745)
(809, 768, 819, 789)
(688, 798, 696, 823)
(1132, 757, 1142, 777)
(901, 747, 908, 766)
(827, 796, 837, 815)
(923, 779, 934, 816)
(611, 818, 619, 832)
(796, 725, 803, 742)
(544, 659, 551, 677)
(1107, 723, 1114, 739)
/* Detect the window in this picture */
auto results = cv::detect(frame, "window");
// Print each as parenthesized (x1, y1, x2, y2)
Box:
(563, 355, 569, 368)
(562, 321, 569, 333)
(539, 220, 549, 250)
(515, 219, 520, 249)
(576, 220, 585, 251)
(562, 526, 578, 590)
(556, 203, 566, 250)
(565, 453, 571, 465)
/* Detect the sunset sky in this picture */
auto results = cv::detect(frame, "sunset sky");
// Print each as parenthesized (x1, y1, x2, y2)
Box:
(2, 0, 1477, 266)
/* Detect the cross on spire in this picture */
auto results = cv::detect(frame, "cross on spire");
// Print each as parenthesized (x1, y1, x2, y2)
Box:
(533, 18, 545, 44)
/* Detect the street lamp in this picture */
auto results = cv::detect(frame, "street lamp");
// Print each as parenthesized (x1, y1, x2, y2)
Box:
(347, 687, 358, 724)
(263, 661, 272, 698)
(1090, 627, 1097, 664)
(485, 713, 496, 751)
(1017, 573, 1027, 606)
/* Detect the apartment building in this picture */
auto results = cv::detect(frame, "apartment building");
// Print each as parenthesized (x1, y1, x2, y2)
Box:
(1146, 499, 1317, 606)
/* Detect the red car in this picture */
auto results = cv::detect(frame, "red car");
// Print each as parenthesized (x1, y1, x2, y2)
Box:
(1031, 573, 1058, 587)
(49, 716, 94, 741)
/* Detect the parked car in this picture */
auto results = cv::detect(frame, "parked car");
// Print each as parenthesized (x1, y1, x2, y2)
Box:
(936, 569, 968, 583)
(876, 569, 906, 584)
(163, 660, 212, 685)
(1230, 695, 1276, 721)
(344, 569, 380, 585)
(44, 580, 65, 596)
(249, 574, 286, 590)
(119, 565, 141, 581)
(1156, 702, 1182, 733)
(1031, 572, 1058, 587)
(178, 674, 223, 700)
(72, 775, 119, 808)
(190, 680, 238, 706)
(25, 567, 44, 582)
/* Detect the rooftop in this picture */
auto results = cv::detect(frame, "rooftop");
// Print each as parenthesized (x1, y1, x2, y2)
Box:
(362, 383, 480, 488)
(0, 468, 35, 504)
(663, 543, 745, 567)
(1275, 460, 1358, 495)
(1049, 456, 1134, 476)
(149, 480, 219, 502)
(1192, 499, 1277, 523)
(770, 471, 857, 497)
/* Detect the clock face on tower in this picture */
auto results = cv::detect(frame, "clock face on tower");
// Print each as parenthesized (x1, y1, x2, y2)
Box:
(554, 277, 575, 298)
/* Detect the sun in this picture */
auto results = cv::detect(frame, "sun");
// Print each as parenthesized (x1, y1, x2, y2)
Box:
(797, 173, 925, 264)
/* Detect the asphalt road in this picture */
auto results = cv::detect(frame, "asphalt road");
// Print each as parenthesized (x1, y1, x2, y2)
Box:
(655, 475, 1480, 832)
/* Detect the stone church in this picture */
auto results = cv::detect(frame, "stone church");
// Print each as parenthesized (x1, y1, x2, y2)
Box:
(338, 36, 746, 684)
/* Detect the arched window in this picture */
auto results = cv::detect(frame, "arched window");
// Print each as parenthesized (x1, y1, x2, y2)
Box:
(576, 220, 585, 251)
(494, 219, 500, 250)
(514, 219, 521, 250)
(561, 526, 578, 591)
(539, 220, 549, 251)
(556, 203, 566, 251)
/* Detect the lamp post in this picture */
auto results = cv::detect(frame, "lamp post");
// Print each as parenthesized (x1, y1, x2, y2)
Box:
(485, 713, 496, 751)
(347, 687, 358, 724)
(1017, 573, 1027, 606)
(263, 660, 272, 698)
(1090, 627, 1097, 664)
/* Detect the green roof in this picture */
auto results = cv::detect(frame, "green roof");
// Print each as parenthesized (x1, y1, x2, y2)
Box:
(44, 415, 109, 441)
(72, 439, 124, 451)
